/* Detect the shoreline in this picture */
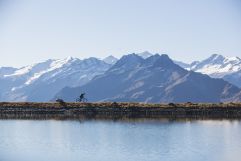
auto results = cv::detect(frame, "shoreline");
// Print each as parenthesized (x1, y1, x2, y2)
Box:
(0, 102, 241, 119)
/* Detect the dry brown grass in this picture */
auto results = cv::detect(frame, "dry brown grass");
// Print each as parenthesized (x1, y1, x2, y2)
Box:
(0, 102, 240, 108)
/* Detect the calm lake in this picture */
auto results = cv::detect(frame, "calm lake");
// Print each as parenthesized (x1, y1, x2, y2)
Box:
(0, 119, 241, 161)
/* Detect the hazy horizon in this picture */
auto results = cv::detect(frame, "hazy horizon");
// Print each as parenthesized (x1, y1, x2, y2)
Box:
(1, 0, 241, 67)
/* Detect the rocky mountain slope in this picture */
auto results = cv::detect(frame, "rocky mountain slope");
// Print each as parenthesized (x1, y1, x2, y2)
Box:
(176, 54, 241, 87)
(54, 54, 241, 103)
(0, 57, 111, 101)
(103, 55, 118, 65)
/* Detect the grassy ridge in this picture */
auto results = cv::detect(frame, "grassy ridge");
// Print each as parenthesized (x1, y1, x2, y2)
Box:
(0, 102, 241, 119)
(0, 102, 240, 108)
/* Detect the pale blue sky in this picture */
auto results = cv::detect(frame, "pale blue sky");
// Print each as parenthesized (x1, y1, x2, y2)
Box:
(0, 0, 241, 67)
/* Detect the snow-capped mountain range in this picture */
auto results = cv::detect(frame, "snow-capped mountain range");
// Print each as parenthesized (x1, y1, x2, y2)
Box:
(175, 54, 241, 87)
(0, 57, 110, 101)
(188, 54, 241, 77)
(55, 54, 241, 103)
(120, 52, 241, 88)
(0, 51, 240, 102)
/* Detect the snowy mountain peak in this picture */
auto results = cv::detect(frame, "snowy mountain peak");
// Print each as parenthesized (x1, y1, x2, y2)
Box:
(203, 54, 241, 65)
(81, 57, 109, 67)
(54, 53, 241, 103)
(0, 56, 111, 101)
(171, 54, 241, 88)
(6, 57, 103, 84)
(159, 54, 171, 60)
(142, 54, 167, 66)
(144, 54, 170, 63)
(110, 53, 144, 72)
(0, 67, 17, 77)
(4, 59, 55, 77)
(225, 56, 241, 64)
(118, 53, 142, 61)
(210, 54, 225, 60)
(143, 54, 184, 71)
(103, 55, 118, 65)
(137, 51, 153, 59)
(190, 61, 200, 66)
(1, 53, 241, 102)
(201, 54, 225, 65)
(188, 54, 241, 81)
(66, 56, 74, 61)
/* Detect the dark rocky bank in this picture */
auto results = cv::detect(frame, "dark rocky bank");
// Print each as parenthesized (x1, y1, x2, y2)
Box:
(0, 102, 241, 120)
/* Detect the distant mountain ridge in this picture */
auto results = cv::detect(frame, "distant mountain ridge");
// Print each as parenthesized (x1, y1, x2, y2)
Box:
(54, 54, 241, 103)
(103, 55, 118, 65)
(0, 57, 110, 101)
(0, 67, 17, 77)
(176, 54, 241, 87)
(0, 52, 240, 102)
(102, 51, 153, 65)
(189, 54, 241, 77)
(137, 51, 153, 59)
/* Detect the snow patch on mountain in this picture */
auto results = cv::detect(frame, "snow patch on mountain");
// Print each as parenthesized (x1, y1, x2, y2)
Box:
(54, 54, 241, 103)
(190, 54, 241, 77)
(175, 54, 241, 87)
(0, 67, 17, 77)
(0, 57, 111, 101)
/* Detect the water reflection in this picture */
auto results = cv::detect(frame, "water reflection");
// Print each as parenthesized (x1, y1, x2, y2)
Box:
(0, 119, 241, 161)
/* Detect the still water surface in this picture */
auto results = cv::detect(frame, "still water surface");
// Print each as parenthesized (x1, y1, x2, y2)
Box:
(0, 119, 241, 161)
